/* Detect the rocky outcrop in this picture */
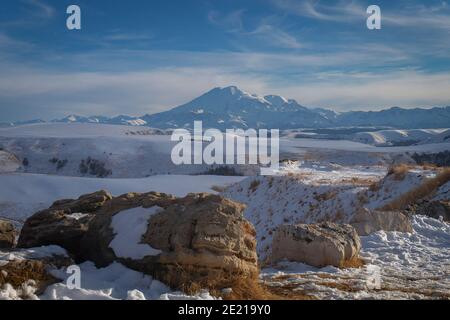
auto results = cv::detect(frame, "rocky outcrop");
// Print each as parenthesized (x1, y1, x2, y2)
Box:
(82, 192, 258, 290)
(18, 190, 259, 291)
(0, 219, 17, 249)
(17, 190, 113, 259)
(271, 222, 361, 268)
(350, 208, 413, 236)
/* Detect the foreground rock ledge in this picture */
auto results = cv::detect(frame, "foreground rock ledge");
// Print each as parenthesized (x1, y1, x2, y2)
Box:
(350, 208, 413, 236)
(18, 191, 259, 291)
(271, 222, 361, 268)
(17, 190, 113, 258)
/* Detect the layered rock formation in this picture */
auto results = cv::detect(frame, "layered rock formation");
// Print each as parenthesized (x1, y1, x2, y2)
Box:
(272, 222, 361, 268)
(350, 208, 413, 236)
(17, 190, 113, 259)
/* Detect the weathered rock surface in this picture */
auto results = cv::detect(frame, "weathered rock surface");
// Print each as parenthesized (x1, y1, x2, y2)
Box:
(18, 190, 259, 290)
(17, 190, 113, 259)
(0, 219, 17, 249)
(350, 208, 413, 236)
(80, 191, 177, 266)
(82, 192, 258, 290)
(271, 222, 361, 268)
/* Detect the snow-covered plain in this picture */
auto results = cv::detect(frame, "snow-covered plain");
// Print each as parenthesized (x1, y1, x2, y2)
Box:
(2, 123, 449, 179)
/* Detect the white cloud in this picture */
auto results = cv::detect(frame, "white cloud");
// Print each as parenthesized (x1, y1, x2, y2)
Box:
(275, 71, 450, 110)
(24, 0, 55, 18)
(272, 0, 450, 31)
(1, 63, 450, 122)
(208, 9, 303, 49)
(208, 9, 245, 32)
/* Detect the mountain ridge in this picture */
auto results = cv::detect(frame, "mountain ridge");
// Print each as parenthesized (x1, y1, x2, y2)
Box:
(2, 86, 450, 129)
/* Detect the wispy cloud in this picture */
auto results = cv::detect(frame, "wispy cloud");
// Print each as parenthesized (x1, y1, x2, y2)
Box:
(103, 31, 154, 42)
(23, 0, 55, 19)
(272, 0, 365, 23)
(246, 23, 302, 49)
(1, 46, 449, 121)
(208, 9, 245, 32)
(208, 9, 303, 49)
(0, 33, 32, 49)
(272, 0, 450, 31)
(276, 70, 450, 110)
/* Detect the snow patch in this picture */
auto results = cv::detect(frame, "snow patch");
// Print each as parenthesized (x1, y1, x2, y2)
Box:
(110, 206, 163, 259)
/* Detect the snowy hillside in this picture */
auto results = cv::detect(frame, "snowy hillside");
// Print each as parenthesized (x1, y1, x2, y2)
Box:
(353, 129, 450, 146)
(1, 123, 449, 179)
(0, 123, 254, 178)
(283, 128, 450, 147)
(222, 167, 437, 261)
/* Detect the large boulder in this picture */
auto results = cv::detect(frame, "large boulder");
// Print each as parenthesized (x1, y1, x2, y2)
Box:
(0, 219, 17, 249)
(271, 222, 361, 268)
(19, 190, 259, 291)
(81, 192, 258, 290)
(17, 190, 113, 259)
(350, 208, 413, 236)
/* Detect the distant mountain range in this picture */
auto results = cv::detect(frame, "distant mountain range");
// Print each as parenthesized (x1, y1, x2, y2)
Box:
(2, 86, 450, 130)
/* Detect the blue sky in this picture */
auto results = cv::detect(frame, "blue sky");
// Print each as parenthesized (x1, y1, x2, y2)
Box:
(1, 0, 450, 121)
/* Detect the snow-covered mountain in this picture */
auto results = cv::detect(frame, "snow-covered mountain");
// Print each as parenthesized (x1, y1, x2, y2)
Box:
(3, 86, 450, 129)
(142, 86, 334, 129)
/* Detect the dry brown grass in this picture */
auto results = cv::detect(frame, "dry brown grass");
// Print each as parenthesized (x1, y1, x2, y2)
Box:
(185, 276, 313, 300)
(368, 181, 381, 192)
(179, 265, 318, 300)
(0, 260, 57, 295)
(221, 278, 315, 300)
(314, 190, 337, 202)
(249, 180, 261, 193)
(339, 257, 366, 269)
(387, 163, 411, 180)
(382, 167, 450, 211)
(341, 177, 379, 187)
